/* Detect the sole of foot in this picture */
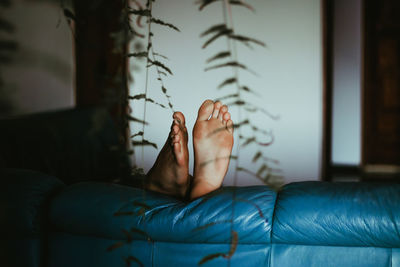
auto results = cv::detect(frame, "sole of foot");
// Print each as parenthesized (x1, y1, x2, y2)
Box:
(191, 100, 234, 199)
(146, 111, 190, 198)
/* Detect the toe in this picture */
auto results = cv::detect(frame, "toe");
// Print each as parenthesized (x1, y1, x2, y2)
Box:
(172, 124, 179, 134)
(173, 141, 182, 154)
(226, 119, 234, 134)
(197, 99, 214, 121)
(173, 134, 180, 143)
(223, 111, 231, 122)
(218, 105, 228, 121)
(212, 101, 222, 118)
(173, 111, 185, 125)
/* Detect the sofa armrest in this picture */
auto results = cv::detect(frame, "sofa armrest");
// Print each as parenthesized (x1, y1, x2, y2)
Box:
(0, 168, 65, 237)
(49, 182, 277, 244)
(0, 168, 65, 267)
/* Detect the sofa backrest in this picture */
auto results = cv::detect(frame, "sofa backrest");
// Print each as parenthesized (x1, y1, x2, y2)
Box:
(0, 108, 131, 184)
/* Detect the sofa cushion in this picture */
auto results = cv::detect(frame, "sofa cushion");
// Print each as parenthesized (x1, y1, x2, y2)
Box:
(272, 181, 400, 247)
(49, 182, 277, 244)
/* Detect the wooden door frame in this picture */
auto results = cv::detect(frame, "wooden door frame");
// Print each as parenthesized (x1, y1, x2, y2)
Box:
(321, 0, 334, 181)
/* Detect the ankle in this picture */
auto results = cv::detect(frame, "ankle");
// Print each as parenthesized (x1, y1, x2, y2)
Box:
(189, 179, 221, 200)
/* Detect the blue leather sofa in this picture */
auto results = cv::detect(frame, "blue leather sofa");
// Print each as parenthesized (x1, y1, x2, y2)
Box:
(1, 108, 399, 267)
(2, 169, 400, 267)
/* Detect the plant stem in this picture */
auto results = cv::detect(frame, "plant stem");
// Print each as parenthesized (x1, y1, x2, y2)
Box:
(142, 0, 153, 166)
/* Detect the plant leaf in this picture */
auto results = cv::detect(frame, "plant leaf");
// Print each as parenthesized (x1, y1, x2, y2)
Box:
(206, 51, 231, 63)
(131, 228, 152, 240)
(202, 29, 233, 48)
(132, 139, 158, 149)
(130, 131, 144, 138)
(229, 34, 266, 47)
(198, 253, 226, 265)
(151, 18, 180, 32)
(197, 0, 220, 11)
(257, 164, 268, 177)
(226, 230, 238, 257)
(128, 95, 166, 108)
(235, 198, 265, 219)
(215, 93, 239, 101)
(204, 61, 247, 72)
(252, 151, 262, 163)
(128, 94, 146, 100)
(126, 115, 149, 125)
(153, 52, 169, 60)
(200, 23, 227, 37)
(125, 256, 144, 267)
(122, 229, 134, 242)
(148, 59, 173, 75)
(241, 137, 256, 147)
(107, 241, 124, 251)
(234, 119, 249, 129)
(218, 77, 237, 89)
(133, 202, 151, 209)
(240, 86, 260, 96)
(229, 0, 255, 12)
(126, 51, 148, 58)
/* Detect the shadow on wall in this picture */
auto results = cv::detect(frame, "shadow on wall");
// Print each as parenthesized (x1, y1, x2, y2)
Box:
(0, 0, 74, 118)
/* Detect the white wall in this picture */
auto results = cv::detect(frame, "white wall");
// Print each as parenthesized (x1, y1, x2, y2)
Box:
(331, 0, 362, 166)
(2, 0, 74, 116)
(130, 0, 323, 185)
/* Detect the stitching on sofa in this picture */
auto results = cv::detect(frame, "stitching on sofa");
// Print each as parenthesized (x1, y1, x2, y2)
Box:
(269, 190, 280, 267)
(391, 248, 393, 267)
(151, 240, 155, 267)
(270, 189, 280, 243)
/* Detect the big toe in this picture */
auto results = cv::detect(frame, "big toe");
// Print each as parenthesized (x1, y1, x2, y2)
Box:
(197, 99, 214, 121)
(173, 111, 185, 125)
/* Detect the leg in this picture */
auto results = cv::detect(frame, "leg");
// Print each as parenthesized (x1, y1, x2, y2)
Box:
(146, 112, 190, 198)
(191, 100, 234, 199)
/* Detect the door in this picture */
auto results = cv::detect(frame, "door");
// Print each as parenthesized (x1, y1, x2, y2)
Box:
(363, 0, 400, 174)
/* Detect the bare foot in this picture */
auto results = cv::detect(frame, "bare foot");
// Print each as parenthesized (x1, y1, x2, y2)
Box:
(146, 112, 190, 198)
(191, 100, 234, 199)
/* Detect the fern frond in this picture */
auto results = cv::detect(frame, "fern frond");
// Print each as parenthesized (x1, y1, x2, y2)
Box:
(132, 139, 158, 149)
(204, 61, 247, 72)
(229, 0, 255, 12)
(151, 18, 180, 32)
(229, 34, 266, 47)
(215, 93, 239, 101)
(126, 115, 149, 125)
(202, 29, 233, 48)
(206, 51, 231, 63)
(124, 256, 144, 267)
(197, 0, 220, 11)
(217, 77, 237, 89)
(200, 23, 227, 37)
(131, 132, 144, 139)
(148, 59, 173, 75)
(198, 253, 226, 265)
(126, 51, 148, 58)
